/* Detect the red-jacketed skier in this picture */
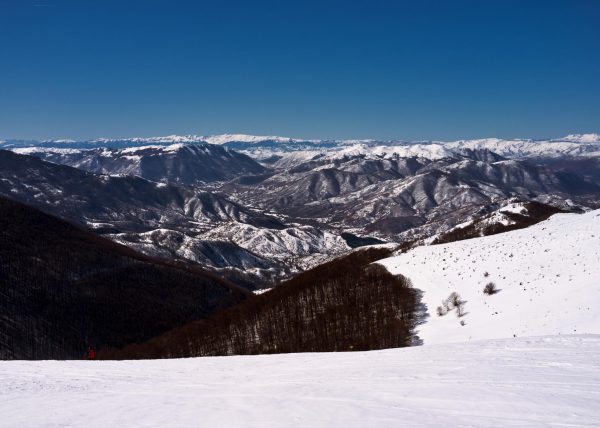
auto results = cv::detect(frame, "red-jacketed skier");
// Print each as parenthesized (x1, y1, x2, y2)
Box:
(86, 346, 96, 360)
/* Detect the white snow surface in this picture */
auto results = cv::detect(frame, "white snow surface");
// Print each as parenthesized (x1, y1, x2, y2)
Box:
(1, 335, 599, 427)
(378, 210, 600, 345)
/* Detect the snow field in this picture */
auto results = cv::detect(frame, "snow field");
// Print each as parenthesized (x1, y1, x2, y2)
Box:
(1, 335, 599, 427)
(378, 210, 600, 345)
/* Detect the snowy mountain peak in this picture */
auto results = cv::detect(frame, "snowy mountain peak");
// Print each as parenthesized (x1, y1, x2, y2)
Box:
(3, 133, 600, 160)
(89, 135, 206, 144)
(561, 133, 600, 143)
(202, 134, 297, 145)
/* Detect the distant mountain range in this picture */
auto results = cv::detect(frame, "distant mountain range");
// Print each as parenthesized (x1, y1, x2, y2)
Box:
(1, 132, 599, 282)
(13, 143, 266, 185)
(2, 132, 600, 360)
(2, 132, 600, 154)
(0, 149, 348, 282)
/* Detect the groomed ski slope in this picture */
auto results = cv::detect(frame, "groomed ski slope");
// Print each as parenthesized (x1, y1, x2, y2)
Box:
(1, 335, 599, 427)
(378, 209, 600, 345)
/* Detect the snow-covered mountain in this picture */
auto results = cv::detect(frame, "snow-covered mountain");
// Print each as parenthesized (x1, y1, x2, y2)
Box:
(2, 132, 600, 283)
(227, 149, 600, 242)
(0, 134, 307, 149)
(4, 133, 600, 160)
(0, 150, 273, 231)
(562, 133, 600, 143)
(378, 209, 600, 344)
(202, 223, 349, 271)
(0, 150, 348, 281)
(174, 133, 600, 160)
(445, 136, 600, 159)
(2, 135, 600, 428)
(13, 143, 266, 185)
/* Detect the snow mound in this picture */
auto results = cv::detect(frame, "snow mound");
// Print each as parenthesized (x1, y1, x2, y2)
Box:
(1, 335, 599, 427)
(378, 209, 600, 345)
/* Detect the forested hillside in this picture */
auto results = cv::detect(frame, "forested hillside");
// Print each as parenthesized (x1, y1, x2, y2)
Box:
(103, 248, 423, 359)
(0, 197, 249, 359)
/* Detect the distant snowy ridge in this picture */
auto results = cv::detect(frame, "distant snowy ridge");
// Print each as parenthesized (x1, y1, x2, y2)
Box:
(445, 136, 600, 158)
(11, 143, 266, 185)
(202, 133, 304, 145)
(87, 134, 299, 145)
(378, 209, 600, 345)
(4, 133, 600, 160)
(561, 133, 600, 143)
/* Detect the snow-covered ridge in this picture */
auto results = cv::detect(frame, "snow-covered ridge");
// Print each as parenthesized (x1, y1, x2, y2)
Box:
(13, 147, 84, 155)
(87, 134, 299, 145)
(202, 133, 305, 145)
(378, 209, 600, 345)
(561, 133, 600, 143)
(202, 222, 349, 270)
(445, 137, 600, 158)
(3, 133, 600, 161)
(328, 142, 457, 160)
(13, 143, 230, 156)
(443, 200, 530, 233)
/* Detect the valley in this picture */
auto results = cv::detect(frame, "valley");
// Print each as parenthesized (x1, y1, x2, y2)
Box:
(2, 134, 600, 286)
(1, 133, 599, 361)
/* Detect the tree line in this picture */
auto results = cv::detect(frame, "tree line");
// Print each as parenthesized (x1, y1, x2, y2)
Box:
(102, 248, 423, 359)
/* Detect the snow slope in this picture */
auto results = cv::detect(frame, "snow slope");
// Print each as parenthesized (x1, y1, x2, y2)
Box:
(1, 335, 599, 427)
(378, 210, 600, 345)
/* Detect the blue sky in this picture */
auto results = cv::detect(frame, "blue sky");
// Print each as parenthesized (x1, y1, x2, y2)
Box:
(1, 0, 599, 141)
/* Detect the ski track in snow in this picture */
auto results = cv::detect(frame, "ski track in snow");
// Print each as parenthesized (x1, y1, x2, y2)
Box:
(1, 335, 599, 427)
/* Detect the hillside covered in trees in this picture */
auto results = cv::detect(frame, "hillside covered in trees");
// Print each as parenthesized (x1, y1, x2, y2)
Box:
(102, 248, 423, 359)
(0, 197, 249, 360)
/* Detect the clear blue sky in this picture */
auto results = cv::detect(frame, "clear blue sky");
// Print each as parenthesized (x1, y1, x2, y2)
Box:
(1, 0, 599, 141)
